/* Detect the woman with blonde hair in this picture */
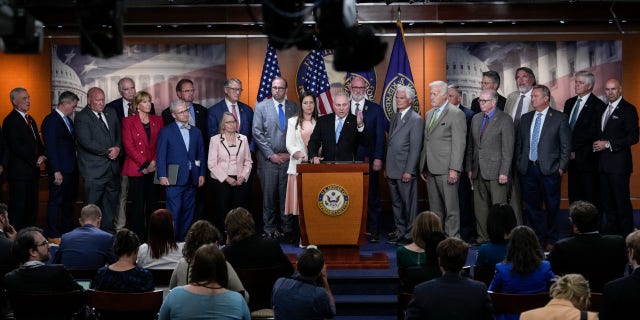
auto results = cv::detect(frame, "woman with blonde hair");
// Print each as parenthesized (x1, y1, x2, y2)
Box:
(520, 273, 597, 320)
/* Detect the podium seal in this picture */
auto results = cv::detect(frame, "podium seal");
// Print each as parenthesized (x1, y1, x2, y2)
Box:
(317, 184, 349, 217)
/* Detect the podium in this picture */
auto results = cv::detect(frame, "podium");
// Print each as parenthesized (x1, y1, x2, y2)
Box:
(296, 162, 369, 246)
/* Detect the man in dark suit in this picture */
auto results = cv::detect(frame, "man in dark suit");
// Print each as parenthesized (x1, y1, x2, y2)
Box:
(547, 201, 626, 292)
(449, 84, 477, 243)
(385, 85, 423, 246)
(53, 204, 117, 269)
(2, 87, 46, 231)
(470, 70, 506, 113)
(405, 237, 493, 320)
(516, 85, 571, 250)
(563, 71, 606, 206)
(75, 87, 122, 233)
(465, 90, 515, 244)
(348, 75, 386, 242)
(156, 99, 206, 241)
(600, 229, 640, 320)
(41, 91, 79, 241)
(104, 77, 155, 230)
(308, 91, 365, 163)
(161, 78, 208, 222)
(208, 78, 254, 149)
(594, 78, 639, 237)
(4, 227, 82, 293)
(0, 203, 16, 266)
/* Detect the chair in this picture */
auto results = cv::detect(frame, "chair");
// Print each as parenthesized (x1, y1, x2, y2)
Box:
(148, 268, 174, 287)
(488, 291, 550, 314)
(589, 292, 603, 312)
(235, 266, 290, 316)
(7, 289, 87, 320)
(88, 289, 164, 320)
(472, 265, 496, 287)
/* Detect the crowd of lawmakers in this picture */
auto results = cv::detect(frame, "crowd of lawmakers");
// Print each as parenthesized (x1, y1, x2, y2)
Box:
(0, 66, 638, 319)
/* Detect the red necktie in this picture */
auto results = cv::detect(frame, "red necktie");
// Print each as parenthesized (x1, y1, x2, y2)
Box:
(231, 104, 239, 131)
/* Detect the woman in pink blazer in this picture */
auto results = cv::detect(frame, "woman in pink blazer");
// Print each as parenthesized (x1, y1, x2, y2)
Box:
(122, 91, 164, 241)
(207, 112, 252, 235)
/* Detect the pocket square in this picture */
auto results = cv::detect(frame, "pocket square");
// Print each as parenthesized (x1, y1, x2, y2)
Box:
(612, 115, 619, 120)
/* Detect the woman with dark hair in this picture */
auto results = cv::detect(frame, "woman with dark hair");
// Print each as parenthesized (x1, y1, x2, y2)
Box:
(136, 209, 184, 269)
(169, 220, 248, 301)
(489, 225, 555, 320)
(91, 228, 154, 292)
(159, 244, 250, 320)
(122, 91, 163, 242)
(396, 211, 447, 268)
(223, 207, 294, 276)
(475, 203, 517, 268)
(207, 111, 252, 234)
(284, 91, 319, 216)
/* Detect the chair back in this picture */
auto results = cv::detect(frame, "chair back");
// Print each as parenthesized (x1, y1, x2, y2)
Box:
(473, 265, 496, 287)
(235, 266, 290, 311)
(68, 268, 99, 281)
(88, 289, 163, 320)
(489, 291, 550, 314)
(7, 290, 86, 320)
(589, 292, 603, 312)
(148, 269, 174, 287)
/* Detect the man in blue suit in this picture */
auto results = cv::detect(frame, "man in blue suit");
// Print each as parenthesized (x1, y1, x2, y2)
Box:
(348, 75, 386, 243)
(208, 78, 254, 149)
(516, 85, 571, 250)
(53, 204, 117, 269)
(157, 99, 206, 241)
(41, 91, 79, 240)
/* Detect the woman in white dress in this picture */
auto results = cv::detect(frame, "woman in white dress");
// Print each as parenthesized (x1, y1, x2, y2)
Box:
(284, 91, 319, 215)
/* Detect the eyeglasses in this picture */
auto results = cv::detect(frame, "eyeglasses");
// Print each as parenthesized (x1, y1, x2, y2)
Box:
(180, 89, 195, 93)
(478, 99, 495, 104)
(34, 240, 49, 248)
(272, 87, 286, 91)
(173, 109, 190, 115)
(226, 87, 243, 92)
(480, 81, 495, 86)
(351, 86, 367, 90)
(224, 120, 237, 124)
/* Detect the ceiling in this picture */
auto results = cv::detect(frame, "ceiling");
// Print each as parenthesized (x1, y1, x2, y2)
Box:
(11, 1, 640, 37)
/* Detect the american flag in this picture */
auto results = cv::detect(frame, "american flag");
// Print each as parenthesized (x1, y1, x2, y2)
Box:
(256, 42, 282, 103)
(303, 48, 333, 115)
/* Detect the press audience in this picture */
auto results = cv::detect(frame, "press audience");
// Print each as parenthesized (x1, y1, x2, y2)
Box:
(90, 228, 154, 292)
(159, 244, 250, 320)
(600, 229, 640, 319)
(520, 274, 596, 320)
(136, 209, 184, 269)
(0, 203, 16, 266)
(475, 203, 517, 268)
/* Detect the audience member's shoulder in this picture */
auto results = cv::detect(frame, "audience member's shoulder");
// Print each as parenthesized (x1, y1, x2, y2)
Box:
(601, 234, 625, 243)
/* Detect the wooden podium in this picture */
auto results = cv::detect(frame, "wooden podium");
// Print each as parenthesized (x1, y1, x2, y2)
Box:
(296, 162, 369, 246)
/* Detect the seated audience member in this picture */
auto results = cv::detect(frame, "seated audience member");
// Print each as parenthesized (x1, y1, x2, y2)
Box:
(489, 226, 555, 320)
(159, 244, 250, 320)
(169, 220, 248, 301)
(520, 273, 597, 320)
(222, 207, 294, 276)
(600, 230, 640, 320)
(90, 228, 154, 292)
(475, 203, 517, 268)
(272, 246, 336, 319)
(405, 238, 494, 320)
(397, 211, 447, 268)
(547, 200, 626, 292)
(0, 203, 17, 266)
(54, 204, 117, 269)
(4, 227, 82, 293)
(137, 209, 184, 269)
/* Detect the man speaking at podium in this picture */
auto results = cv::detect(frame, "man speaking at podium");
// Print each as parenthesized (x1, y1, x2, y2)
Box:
(308, 92, 366, 163)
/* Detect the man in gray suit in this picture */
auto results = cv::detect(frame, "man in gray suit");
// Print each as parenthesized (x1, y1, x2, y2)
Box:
(465, 90, 515, 243)
(253, 76, 298, 242)
(75, 87, 122, 233)
(515, 85, 570, 251)
(420, 80, 467, 238)
(385, 85, 423, 245)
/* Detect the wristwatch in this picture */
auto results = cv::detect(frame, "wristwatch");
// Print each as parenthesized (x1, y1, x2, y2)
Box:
(605, 142, 610, 149)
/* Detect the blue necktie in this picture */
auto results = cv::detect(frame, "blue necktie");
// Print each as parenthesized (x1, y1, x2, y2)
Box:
(530, 113, 543, 161)
(569, 98, 581, 130)
(64, 116, 74, 135)
(278, 103, 285, 132)
(335, 117, 344, 143)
